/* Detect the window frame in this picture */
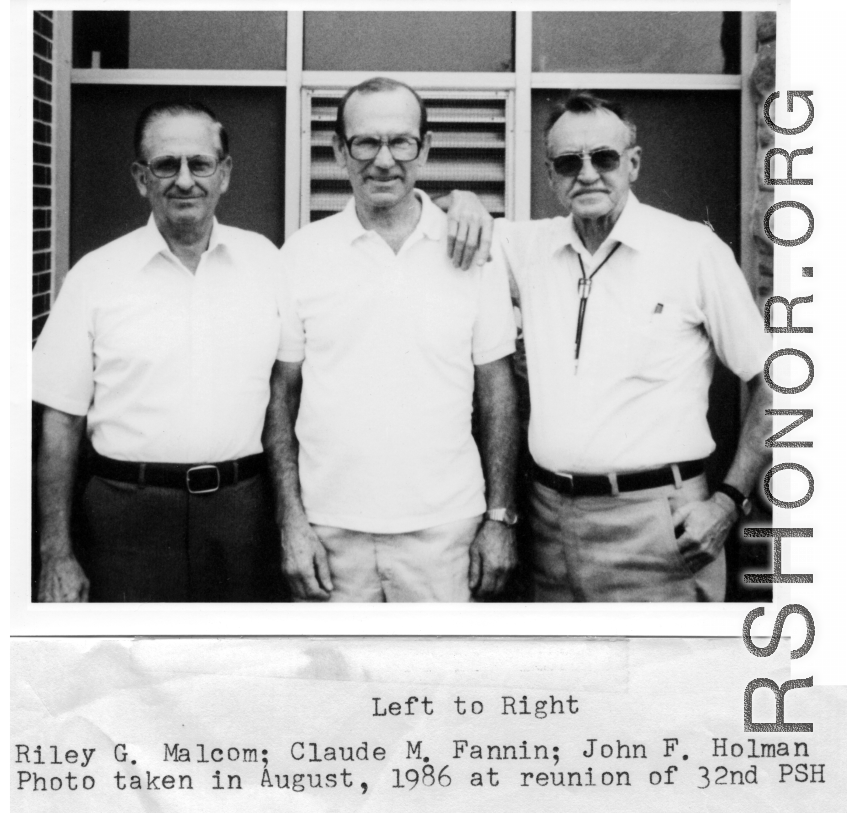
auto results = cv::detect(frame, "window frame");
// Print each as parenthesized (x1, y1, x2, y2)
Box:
(59, 10, 752, 285)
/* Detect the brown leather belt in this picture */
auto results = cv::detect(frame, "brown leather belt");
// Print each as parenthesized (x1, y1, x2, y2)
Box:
(90, 452, 265, 494)
(532, 459, 706, 497)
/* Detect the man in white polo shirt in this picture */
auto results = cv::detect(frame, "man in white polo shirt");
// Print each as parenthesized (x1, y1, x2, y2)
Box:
(265, 77, 519, 602)
(493, 91, 771, 602)
(32, 101, 286, 602)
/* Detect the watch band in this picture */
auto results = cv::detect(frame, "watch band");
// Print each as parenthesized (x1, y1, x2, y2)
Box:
(715, 483, 752, 516)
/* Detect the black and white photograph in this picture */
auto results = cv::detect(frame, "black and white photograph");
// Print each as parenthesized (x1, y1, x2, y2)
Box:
(9, 3, 846, 811)
(28, 7, 775, 607)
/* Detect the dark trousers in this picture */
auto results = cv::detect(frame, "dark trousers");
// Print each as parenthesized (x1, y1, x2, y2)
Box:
(80, 474, 285, 602)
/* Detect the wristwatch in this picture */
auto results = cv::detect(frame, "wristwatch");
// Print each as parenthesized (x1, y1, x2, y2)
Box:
(714, 483, 752, 517)
(485, 508, 519, 526)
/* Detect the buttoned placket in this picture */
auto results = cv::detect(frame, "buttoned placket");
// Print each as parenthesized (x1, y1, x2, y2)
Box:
(355, 226, 429, 289)
(162, 245, 217, 460)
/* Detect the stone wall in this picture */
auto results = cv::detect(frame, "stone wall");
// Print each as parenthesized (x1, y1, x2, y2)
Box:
(749, 11, 776, 307)
(33, 10, 54, 343)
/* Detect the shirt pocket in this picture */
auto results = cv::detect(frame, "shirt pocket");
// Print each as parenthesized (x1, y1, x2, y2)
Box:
(601, 301, 691, 383)
(634, 302, 695, 382)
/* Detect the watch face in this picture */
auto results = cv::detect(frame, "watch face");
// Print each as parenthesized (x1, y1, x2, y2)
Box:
(505, 510, 519, 526)
(498, 509, 518, 526)
(487, 509, 519, 526)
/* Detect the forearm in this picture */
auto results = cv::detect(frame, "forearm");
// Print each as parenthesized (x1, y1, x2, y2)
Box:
(722, 374, 772, 495)
(263, 362, 309, 528)
(37, 406, 85, 557)
(475, 357, 519, 509)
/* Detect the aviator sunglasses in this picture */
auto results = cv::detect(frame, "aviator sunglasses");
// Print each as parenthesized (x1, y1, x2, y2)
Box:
(550, 148, 625, 178)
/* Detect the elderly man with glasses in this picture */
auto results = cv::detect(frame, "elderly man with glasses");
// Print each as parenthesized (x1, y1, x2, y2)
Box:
(32, 100, 291, 602)
(491, 90, 771, 602)
(265, 77, 519, 602)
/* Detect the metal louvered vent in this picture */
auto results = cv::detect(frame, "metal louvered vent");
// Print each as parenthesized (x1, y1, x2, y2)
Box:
(302, 88, 512, 224)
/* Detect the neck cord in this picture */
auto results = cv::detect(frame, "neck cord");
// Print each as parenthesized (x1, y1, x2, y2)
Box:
(574, 241, 622, 372)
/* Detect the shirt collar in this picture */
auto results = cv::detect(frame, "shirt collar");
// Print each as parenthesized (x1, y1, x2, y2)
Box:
(338, 189, 444, 245)
(415, 190, 446, 241)
(137, 214, 225, 271)
(557, 192, 647, 257)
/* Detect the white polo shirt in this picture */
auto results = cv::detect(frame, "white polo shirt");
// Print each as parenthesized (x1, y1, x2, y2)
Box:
(493, 194, 770, 475)
(277, 193, 517, 533)
(33, 217, 282, 463)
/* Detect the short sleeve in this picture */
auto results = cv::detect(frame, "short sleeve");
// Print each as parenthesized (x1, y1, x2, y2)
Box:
(32, 268, 95, 415)
(491, 218, 524, 303)
(697, 231, 770, 382)
(275, 247, 306, 363)
(471, 256, 517, 366)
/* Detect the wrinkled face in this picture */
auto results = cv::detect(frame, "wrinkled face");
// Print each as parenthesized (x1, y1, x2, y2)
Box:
(546, 109, 641, 225)
(131, 112, 231, 234)
(332, 88, 431, 214)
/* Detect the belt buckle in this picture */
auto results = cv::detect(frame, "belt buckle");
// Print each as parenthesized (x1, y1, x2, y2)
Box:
(186, 464, 221, 494)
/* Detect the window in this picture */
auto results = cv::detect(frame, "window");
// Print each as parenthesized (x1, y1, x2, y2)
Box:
(65, 11, 746, 241)
(303, 12, 513, 72)
(532, 12, 737, 74)
(72, 11, 287, 70)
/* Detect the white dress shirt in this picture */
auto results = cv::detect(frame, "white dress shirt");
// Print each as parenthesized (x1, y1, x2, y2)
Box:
(494, 194, 770, 474)
(33, 217, 282, 463)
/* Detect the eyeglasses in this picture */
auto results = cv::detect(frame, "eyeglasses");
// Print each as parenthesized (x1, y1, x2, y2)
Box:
(138, 154, 222, 179)
(344, 135, 422, 162)
(550, 148, 626, 178)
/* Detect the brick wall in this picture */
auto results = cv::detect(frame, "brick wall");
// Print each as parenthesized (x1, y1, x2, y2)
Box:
(749, 12, 776, 307)
(33, 10, 54, 343)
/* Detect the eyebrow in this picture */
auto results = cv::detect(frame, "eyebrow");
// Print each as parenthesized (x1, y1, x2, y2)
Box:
(348, 132, 420, 139)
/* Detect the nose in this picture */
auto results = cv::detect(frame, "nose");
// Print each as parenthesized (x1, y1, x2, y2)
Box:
(576, 154, 600, 184)
(174, 156, 195, 189)
(372, 142, 396, 169)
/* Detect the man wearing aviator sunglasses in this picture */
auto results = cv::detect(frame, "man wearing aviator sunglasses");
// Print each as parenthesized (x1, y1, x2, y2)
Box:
(33, 100, 287, 603)
(488, 91, 771, 602)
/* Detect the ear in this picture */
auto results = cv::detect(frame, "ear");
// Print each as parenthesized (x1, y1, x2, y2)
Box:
(545, 159, 557, 190)
(417, 131, 433, 164)
(131, 162, 149, 199)
(627, 146, 642, 184)
(218, 155, 233, 194)
(332, 133, 348, 172)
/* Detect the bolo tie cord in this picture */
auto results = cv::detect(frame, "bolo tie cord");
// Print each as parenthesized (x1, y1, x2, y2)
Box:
(574, 241, 622, 373)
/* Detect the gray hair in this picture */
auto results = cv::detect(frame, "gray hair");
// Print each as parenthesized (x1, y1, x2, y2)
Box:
(544, 90, 637, 155)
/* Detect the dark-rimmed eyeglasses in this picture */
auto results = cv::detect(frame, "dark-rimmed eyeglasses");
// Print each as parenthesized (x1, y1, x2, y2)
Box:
(550, 148, 625, 178)
(137, 154, 222, 179)
(344, 135, 422, 162)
